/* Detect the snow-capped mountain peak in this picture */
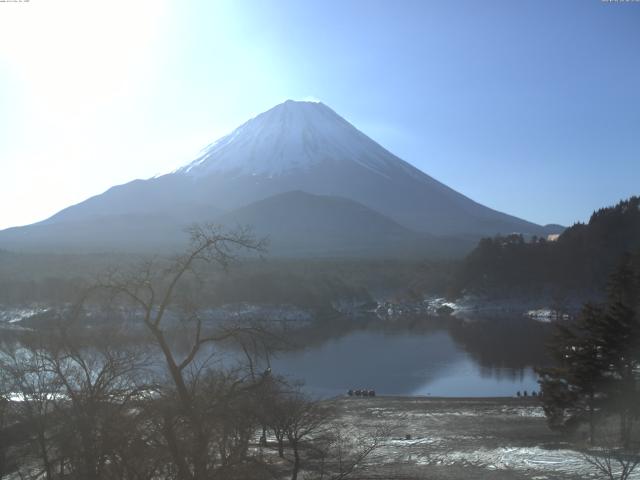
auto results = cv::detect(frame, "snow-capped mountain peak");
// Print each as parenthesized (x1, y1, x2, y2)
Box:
(0, 99, 553, 254)
(178, 100, 398, 178)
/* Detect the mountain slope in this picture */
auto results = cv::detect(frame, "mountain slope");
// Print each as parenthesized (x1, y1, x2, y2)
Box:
(0, 100, 558, 255)
(173, 100, 547, 237)
(0, 213, 194, 253)
(215, 191, 431, 257)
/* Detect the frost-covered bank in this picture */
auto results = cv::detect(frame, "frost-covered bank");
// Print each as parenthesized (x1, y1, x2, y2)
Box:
(331, 396, 638, 479)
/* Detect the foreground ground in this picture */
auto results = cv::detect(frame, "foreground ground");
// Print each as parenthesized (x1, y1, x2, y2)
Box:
(329, 396, 634, 480)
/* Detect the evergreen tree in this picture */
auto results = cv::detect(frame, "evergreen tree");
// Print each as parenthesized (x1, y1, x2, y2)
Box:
(537, 304, 608, 443)
(537, 251, 640, 446)
(453, 196, 640, 296)
(599, 254, 640, 447)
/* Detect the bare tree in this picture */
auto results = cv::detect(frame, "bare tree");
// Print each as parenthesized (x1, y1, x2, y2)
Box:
(277, 393, 330, 480)
(46, 334, 150, 479)
(91, 224, 267, 480)
(583, 445, 640, 480)
(0, 392, 8, 479)
(0, 325, 151, 480)
(1, 224, 392, 479)
(263, 390, 389, 480)
(307, 424, 392, 480)
(0, 340, 59, 480)
(261, 376, 293, 459)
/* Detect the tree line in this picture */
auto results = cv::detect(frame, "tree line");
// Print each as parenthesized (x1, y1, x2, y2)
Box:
(0, 225, 388, 480)
(451, 196, 640, 297)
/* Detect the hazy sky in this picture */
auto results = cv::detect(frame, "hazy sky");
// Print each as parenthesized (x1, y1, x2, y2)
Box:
(1, 0, 638, 230)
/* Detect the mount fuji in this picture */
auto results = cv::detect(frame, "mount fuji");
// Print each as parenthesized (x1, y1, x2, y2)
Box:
(0, 100, 560, 256)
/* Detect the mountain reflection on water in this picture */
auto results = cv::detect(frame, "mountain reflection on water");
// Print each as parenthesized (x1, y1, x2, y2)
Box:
(1, 305, 551, 398)
(268, 316, 548, 398)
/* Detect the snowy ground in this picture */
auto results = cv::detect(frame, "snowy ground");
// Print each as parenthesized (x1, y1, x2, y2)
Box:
(331, 396, 638, 479)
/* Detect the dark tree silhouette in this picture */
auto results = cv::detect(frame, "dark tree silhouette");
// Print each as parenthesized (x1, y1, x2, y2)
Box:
(452, 197, 640, 297)
(537, 251, 640, 446)
(92, 224, 268, 480)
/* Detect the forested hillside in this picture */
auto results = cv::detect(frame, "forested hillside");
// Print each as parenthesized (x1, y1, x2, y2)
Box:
(451, 197, 640, 297)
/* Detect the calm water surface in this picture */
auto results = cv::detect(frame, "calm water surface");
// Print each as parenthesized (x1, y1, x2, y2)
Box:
(270, 329, 540, 398)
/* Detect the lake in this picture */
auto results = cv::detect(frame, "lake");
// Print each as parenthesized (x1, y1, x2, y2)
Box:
(0, 305, 548, 399)
(269, 328, 541, 398)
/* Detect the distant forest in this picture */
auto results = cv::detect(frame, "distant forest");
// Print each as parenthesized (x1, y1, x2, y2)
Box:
(0, 253, 453, 311)
(451, 197, 640, 298)
(3, 197, 638, 309)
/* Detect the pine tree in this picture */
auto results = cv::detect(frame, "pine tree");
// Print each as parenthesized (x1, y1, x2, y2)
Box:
(537, 251, 640, 446)
(598, 254, 640, 448)
(537, 304, 608, 443)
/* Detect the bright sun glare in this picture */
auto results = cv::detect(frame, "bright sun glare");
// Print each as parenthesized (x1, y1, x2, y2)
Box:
(0, 0, 170, 228)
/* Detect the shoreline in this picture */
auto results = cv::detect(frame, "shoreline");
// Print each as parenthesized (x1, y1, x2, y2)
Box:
(328, 393, 607, 479)
(331, 395, 543, 402)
